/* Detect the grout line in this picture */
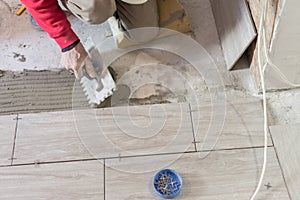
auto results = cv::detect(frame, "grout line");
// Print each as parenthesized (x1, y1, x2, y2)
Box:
(268, 124, 293, 200)
(0, 164, 13, 168)
(0, 146, 273, 169)
(103, 150, 197, 160)
(196, 145, 274, 152)
(10, 114, 19, 166)
(188, 103, 198, 152)
(3, 158, 100, 168)
(266, 122, 276, 151)
(103, 159, 106, 200)
(3, 150, 196, 168)
(193, 144, 274, 152)
(272, 145, 293, 200)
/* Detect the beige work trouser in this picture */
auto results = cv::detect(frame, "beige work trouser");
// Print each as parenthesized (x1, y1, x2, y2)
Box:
(63, 0, 159, 30)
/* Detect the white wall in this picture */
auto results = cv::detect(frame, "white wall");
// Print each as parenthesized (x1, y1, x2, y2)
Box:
(266, 0, 300, 89)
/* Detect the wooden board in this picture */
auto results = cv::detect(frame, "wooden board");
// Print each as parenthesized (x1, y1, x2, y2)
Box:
(105, 148, 289, 199)
(190, 98, 272, 152)
(210, 0, 257, 70)
(0, 160, 104, 199)
(0, 115, 17, 166)
(270, 123, 300, 199)
(14, 103, 195, 164)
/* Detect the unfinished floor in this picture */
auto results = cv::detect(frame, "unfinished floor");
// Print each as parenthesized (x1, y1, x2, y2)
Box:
(1, 0, 300, 199)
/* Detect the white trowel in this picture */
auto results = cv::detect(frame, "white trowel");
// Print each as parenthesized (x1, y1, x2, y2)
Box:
(79, 38, 116, 105)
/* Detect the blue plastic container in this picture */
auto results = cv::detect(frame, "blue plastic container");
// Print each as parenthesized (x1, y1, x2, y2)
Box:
(153, 169, 183, 199)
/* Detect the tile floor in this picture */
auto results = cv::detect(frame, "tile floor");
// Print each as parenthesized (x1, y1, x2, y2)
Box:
(0, 100, 295, 199)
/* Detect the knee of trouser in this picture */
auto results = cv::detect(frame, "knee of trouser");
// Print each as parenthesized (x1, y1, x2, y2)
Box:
(127, 28, 160, 43)
(121, 22, 160, 43)
(66, 0, 117, 24)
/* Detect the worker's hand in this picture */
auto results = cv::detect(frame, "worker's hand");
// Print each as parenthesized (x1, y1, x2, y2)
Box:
(60, 42, 87, 79)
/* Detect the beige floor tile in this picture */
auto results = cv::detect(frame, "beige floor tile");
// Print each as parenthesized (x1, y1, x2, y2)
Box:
(0, 160, 104, 199)
(0, 115, 17, 166)
(13, 110, 91, 164)
(105, 148, 289, 199)
(191, 98, 272, 152)
(270, 123, 300, 199)
(211, 0, 256, 70)
(14, 103, 195, 164)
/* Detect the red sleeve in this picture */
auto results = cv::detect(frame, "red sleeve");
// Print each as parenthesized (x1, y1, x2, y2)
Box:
(22, 0, 79, 49)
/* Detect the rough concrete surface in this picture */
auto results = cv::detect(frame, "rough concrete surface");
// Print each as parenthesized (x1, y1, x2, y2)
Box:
(268, 88, 300, 126)
(0, 70, 88, 115)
